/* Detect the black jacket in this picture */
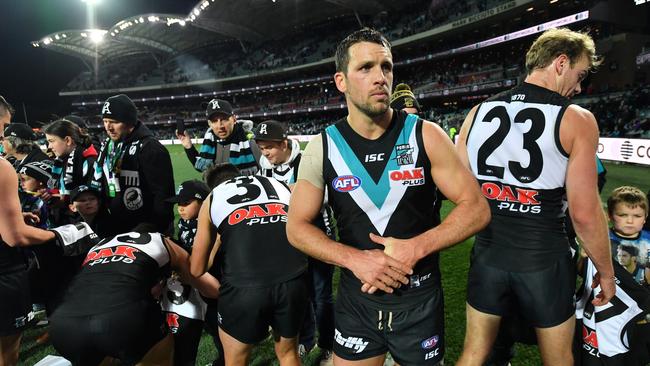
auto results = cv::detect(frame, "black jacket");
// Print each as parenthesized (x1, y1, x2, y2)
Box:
(92, 122, 175, 235)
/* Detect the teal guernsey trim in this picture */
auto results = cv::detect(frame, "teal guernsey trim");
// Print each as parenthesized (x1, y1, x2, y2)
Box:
(200, 144, 216, 154)
(229, 154, 256, 165)
(596, 156, 605, 175)
(326, 115, 417, 209)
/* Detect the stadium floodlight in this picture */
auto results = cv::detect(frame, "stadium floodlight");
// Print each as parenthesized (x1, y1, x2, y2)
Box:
(88, 29, 106, 43)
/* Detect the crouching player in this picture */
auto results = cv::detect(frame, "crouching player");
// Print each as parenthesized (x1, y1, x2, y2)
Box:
(49, 230, 220, 366)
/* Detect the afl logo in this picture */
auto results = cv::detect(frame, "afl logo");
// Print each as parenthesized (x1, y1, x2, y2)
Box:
(421, 335, 439, 350)
(332, 175, 361, 192)
(620, 140, 633, 160)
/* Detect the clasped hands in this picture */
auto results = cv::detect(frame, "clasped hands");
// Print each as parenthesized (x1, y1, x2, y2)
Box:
(349, 233, 420, 295)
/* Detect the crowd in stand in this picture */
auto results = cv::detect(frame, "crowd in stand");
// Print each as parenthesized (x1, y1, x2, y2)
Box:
(62, 0, 594, 92)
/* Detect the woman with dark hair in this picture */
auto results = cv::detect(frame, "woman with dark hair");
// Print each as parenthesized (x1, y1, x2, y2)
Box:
(43, 119, 98, 197)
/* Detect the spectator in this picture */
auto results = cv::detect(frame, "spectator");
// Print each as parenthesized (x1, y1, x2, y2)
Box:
(92, 94, 175, 235)
(176, 99, 260, 174)
(3, 123, 49, 168)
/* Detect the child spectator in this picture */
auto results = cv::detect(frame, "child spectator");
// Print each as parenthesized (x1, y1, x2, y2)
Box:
(161, 179, 219, 366)
(574, 186, 650, 365)
(68, 185, 111, 238)
(18, 160, 55, 229)
(607, 186, 649, 280)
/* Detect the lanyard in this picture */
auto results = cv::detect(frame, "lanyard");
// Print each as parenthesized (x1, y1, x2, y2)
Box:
(104, 140, 124, 197)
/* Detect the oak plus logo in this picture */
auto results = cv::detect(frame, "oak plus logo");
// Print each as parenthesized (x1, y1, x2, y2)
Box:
(620, 140, 633, 160)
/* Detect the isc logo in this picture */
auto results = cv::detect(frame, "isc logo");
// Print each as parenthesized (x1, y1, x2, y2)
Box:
(332, 175, 362, 192)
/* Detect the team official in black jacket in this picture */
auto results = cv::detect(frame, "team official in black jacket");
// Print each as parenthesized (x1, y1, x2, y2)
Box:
(92, 94, 175, 235)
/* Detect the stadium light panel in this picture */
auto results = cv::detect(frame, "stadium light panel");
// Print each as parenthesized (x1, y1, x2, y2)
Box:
(89, 30, 106, 43)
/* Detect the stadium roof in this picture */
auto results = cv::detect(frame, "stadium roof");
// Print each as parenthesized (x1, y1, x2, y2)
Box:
(31, 0, 413, 64)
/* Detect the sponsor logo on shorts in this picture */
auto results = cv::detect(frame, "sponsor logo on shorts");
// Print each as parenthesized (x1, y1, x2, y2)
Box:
(83, 245, 140, 266)
(389, 167, 425, 187)
(421, 335, 439, 349)
(332, 175, 361, 193)
(227, 203, 288, 226)
(481, 182, 541, 214)
(334, 329, 369, 354)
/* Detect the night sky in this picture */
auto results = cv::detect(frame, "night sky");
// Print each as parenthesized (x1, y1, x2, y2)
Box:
(1, 0, 197, 124)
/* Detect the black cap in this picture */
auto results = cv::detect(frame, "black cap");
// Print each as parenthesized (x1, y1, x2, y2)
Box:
(165, 180, 210, 204)
(63, 115, 88, 129)
(69, 185, 101, 202)
(390, 83, 421, 112)
(206, 99, 234, 120)
(102, 94, 138, 125)
(18, 160, 55, 186)
(253, 120, 287, 142)
(4, 123, 36, 140)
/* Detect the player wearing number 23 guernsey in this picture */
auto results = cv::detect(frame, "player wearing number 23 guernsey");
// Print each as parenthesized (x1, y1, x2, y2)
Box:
(456, 28, 615, 366)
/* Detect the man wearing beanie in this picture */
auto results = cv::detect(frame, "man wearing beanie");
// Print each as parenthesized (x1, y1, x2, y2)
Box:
(389, 83, 421, 115)
(176, 98, 260, 174)
(92, 94, 175, 235)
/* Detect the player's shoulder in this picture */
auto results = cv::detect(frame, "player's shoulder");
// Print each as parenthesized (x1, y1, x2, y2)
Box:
(564, 104, 596, 124)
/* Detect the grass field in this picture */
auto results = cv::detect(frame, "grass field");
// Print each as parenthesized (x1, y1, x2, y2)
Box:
(19, 145, 650, 365)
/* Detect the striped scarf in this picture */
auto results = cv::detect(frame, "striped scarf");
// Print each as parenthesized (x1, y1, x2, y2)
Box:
(195, 123, 258, 174)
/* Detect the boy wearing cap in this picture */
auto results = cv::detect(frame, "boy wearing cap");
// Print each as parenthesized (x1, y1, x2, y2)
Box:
(163, 179, 220, 366)
(165, 180, 210, 252)
(176, 98, 260, 174)
(18, 160, 55, 229)
(254, 120, 302, 183)
(68, 185, 111, 239)
(254, 120, 335, 363)
(93, 94, 175, 236)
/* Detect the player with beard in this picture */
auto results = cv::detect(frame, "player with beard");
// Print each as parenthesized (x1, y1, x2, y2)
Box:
(286, 28, 489, 365)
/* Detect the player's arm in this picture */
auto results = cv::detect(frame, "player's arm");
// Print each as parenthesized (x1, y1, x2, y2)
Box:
(372, 120, 490, 266)
(189, 194, 220, 278)
(165, 237, 220, 299)
(562, 105, 615, 305)
(0, 159, 56, 246)
(287, 136, 412, 293)
(455, 105, 479, 169)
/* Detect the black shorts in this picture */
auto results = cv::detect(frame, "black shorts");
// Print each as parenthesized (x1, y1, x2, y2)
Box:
(0, 269, 31, 337)
(217, 274, 308, 344)
(50, 299, 167, 366)
(165, 312, 203, 366)
(467, 251, 575, 328)
(333, 288, 445, 365)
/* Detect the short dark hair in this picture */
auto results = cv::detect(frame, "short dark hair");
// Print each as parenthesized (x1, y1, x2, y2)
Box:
(335, 28, 391, 74)
(203, 163, 241, 189)
(618, 244, 639, 257)
(0, 95, 15, 117)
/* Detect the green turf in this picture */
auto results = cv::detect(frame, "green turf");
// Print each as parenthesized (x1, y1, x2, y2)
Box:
(18, 151, 649, 365)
